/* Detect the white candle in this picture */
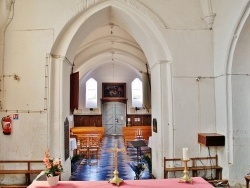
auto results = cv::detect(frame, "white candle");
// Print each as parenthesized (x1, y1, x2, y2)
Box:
(182, 148, 189, 160)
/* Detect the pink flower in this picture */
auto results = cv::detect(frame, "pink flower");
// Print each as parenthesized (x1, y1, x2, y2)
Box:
(43, 148, 63, 177)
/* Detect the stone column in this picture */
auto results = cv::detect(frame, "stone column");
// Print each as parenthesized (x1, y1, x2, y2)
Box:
(150, 60, 173, 178)
(48, 55, 72, 180)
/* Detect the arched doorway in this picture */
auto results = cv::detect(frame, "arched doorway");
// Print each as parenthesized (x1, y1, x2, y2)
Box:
(49, 0, 172, 179)
(225, 5, 250, 184)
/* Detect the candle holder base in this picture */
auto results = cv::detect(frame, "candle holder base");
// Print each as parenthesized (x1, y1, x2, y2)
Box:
(109, 170, 123, 186)
(179, 159, 192, 184)
(179, 174, 193, 183)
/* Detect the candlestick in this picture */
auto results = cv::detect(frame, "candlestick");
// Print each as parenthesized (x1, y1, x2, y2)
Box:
(179, 159, 192, 183)
(182, 148, 189, 160)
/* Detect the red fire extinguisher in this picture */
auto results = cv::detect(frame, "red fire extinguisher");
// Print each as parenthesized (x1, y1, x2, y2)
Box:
(2, 116, 11, 135)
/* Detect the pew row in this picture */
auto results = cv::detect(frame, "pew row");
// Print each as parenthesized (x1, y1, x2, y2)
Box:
(122, 126, 152, 148)
(0, 160, 44, 187)
(70, 127, 105, 156)
(70, 127, 105, 140)
(164, 155, 222, 181)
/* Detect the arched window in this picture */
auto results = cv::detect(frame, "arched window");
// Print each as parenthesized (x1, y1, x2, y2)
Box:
(86, 78, 97, 108)
(132, 78, 143, 107)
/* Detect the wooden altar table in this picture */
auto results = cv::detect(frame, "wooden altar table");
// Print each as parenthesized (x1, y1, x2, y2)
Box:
(28, 177, 213, 188)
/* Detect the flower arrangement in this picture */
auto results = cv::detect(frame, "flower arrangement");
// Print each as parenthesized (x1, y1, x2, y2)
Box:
(128, 160, 146, 180)
(43, 148, 63, 177)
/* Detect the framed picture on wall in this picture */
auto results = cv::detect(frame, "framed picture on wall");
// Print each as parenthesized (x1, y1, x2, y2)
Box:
(102, 83, 126, 99)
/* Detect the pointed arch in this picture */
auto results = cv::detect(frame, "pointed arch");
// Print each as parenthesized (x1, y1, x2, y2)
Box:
(50, 0, 171, 68)
(86, 78, 97, 109)
(131, 78, 143, 108)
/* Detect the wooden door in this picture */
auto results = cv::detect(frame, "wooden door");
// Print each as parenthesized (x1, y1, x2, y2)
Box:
(103, 102, 126, 135)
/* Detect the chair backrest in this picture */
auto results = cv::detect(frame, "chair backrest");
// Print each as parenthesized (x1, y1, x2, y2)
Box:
(77, 135, 89, 148)
(89, 135, 100, 147)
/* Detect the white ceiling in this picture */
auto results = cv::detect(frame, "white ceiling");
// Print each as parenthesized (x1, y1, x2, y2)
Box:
(58, 0, 210, 80)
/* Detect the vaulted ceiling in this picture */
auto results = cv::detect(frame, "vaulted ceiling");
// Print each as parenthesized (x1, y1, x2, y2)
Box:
(50, 0, 213, 81)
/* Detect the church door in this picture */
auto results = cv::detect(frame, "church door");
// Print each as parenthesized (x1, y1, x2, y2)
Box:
(103, 102, 126, 135)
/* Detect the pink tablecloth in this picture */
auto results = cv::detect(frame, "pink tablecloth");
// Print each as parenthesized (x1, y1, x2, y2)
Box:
(28, 177, 214, 188)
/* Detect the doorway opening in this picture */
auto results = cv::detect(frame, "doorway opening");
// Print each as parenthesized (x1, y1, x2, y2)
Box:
(102, 102, 126, 135)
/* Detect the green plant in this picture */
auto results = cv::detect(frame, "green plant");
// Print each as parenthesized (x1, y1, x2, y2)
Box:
(143, 155, 152, 173)
(71, 154, 81, 164)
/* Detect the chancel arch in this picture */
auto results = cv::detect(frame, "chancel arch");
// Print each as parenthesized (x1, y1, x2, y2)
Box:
(49, 0, 172, 179)
(224, 3, 250, 183)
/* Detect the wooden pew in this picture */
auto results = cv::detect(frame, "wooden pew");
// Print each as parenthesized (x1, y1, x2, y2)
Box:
(191, 155, 222, 180)
(70, 127, 105, 143)
(0, 160, 44, 187)
(70, 127, 105, 140)
(122, 126, 152, 148)
(70, 127, 105, 155)
(163, 155, 223, 181)
(163, 158, 186, 179)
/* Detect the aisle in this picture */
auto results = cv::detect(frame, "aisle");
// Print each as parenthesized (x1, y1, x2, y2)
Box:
(70, 135, 151, 181)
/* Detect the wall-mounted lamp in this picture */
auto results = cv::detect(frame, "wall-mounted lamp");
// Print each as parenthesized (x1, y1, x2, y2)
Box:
(135, 107, 140, 111)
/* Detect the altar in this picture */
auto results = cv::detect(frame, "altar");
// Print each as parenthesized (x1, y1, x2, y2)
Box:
(28, 177, 213, 188)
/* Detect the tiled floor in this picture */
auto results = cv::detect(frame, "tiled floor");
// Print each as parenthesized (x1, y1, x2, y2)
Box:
(70, 135, 152, 181)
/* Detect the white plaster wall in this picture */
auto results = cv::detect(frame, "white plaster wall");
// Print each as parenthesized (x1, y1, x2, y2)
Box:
(212, 0, 249, 75)
(230, 76, 250, 183)
(0, 1, 77, 183)
(212, 0, 250, 185)
(151, 62, 167, 178)
(0, 113, 48, 184)
(0, 113, 48, 159)
(164, 29, 216, 160)
(0, 2, 56, 184)
(165, 29, 213, 76)
(78, 63, 147, 114)
(47, 57, 72, 180)
(4, 30, 53, 110)
(59, 60, 72, 180)
(9, 0, 80, 34)
(212, 3, 249, 176)
(227, 16, 250, 184)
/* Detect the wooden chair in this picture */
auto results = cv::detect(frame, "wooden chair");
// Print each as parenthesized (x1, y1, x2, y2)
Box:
(77, 135, 89, 158)
(88, 135, 100, 160)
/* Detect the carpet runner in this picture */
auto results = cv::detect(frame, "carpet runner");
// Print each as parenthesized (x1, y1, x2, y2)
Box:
(70, 135, 151, 181)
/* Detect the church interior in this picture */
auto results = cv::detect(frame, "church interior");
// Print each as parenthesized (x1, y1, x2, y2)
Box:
(1, 0, 250, 187)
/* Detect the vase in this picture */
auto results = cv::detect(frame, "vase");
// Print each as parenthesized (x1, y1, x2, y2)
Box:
(47, 175, 59, 186)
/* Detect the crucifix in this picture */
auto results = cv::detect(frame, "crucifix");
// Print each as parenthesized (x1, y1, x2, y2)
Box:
(108, 139, 126, 186)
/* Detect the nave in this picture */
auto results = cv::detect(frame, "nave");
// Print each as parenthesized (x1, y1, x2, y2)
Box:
(69, 135, 152, 181)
